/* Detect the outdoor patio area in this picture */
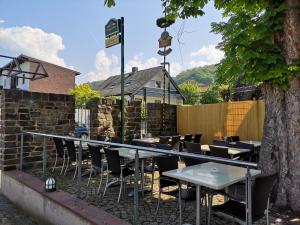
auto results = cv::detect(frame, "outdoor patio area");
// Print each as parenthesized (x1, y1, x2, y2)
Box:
(29, 159, 299, 225)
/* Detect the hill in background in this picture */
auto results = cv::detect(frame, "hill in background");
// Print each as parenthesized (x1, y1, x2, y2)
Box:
(86, 64, 217, 89)
(173, 64, 217, 86)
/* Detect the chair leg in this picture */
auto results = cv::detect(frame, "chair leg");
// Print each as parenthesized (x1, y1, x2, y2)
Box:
(155, 188, 162, 215)
(151, 169, 155, 193)
(60, 152, 66, 175)
(103, 173, 110, 197)
(64, 156, 70, 176)
(118, 177, 123, 203)
(266, 197, 270, 225)
(97, 166, 104, 194)
(178, 184, 182, 225)
(52, 153, 58, 172)
(87, 166, 93, 187)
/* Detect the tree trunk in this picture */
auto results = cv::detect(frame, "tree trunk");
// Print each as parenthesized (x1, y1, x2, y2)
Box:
(259, 0, 300, 211)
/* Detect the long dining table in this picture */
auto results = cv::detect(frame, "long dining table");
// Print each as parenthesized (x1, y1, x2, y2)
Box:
(201, 144, 251, 157)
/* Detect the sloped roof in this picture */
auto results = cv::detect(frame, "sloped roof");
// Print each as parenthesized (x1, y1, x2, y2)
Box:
(2, 54, 80, 75)
(92, 66, 163, 96)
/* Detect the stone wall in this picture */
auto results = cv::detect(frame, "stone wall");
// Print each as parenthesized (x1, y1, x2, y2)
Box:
(146, 103, 177, 137)
(88, 98, 141, 142)
(0, 89, 75, 171)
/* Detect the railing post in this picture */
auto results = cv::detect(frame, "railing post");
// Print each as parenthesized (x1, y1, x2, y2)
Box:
(246, 166, 252, 225)
(20, 133, 24, 171)
(42, 136, 47, 180)
(77, 141, 82, 198)
(133, 149, 140, 225)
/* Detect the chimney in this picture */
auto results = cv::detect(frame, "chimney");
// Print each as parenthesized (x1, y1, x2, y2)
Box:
(132, 67, 138, 74)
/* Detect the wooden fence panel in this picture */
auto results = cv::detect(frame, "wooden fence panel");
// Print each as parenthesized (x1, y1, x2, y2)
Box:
(177, 100, 265, 144)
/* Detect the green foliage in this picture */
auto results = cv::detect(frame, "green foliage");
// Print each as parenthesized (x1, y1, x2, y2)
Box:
(105, 0, 300, 89)
(69, 84, 101, 107)
(178, 80, 200, 105)
(199, 85, 223, 104)
(174, 64, 216, 85)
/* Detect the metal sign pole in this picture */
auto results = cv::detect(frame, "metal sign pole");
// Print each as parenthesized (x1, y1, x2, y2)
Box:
(120, 17, 125, 144)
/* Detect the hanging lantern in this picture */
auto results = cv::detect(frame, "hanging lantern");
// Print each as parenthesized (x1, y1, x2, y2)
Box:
(45, 177, 56, 192)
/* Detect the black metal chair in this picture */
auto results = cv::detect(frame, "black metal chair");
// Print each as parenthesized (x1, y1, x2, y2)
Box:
(96, 135, 107, 141)
(235, 142, 255, 161)
(111, 136, 122, 144)
(183, 134, 193, 148)
(209, 145, 230, 158)
(211, 174, 277, 225)
(64, 140, 78, 179)
(212, 140, 229, 147)
(171, 135, 181, 151)
(103, 148, 134, 202)
(86, 144, 106, 190)
(230, 136, 240, 142)
(159, 136, 170, 145)
(52, 137, 67, 175)
(155, 156, 182, 225)
(184, 142, 205, 167)
(193, 134, 202, 143)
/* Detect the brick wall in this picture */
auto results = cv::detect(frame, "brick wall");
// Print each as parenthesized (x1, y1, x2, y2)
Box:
(146, 103, 177, 137)
(29, 62, 77, 95)
(0, 89, 75, 171)
(88, 98, 141, 142)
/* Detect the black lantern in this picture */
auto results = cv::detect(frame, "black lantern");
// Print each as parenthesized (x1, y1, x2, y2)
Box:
(45, 177, 56, 192)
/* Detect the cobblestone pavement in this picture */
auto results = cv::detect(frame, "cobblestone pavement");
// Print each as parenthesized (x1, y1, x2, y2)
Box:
(0, 194, 39, 225)
(31, 167, 300, 225)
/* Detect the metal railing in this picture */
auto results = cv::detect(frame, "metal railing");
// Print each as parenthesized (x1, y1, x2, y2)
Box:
(20, 131, 258, 225)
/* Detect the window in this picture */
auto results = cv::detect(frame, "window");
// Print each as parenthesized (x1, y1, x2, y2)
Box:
(155, 81, 161, 88)
(22, 74, 25, 84)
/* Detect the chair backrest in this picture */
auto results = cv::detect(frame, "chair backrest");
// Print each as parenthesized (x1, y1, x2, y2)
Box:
(87, 144, 102, 169)
(171, 135, 181, 151)
(155, 143, 173, 150)
(252, 174, 277, 219)
(159, 136, 170, 144)
(53, 137, 65, 157)
(184, 142, 206, 166)
(184, 134, 193, 143)
(209, 145, 230, 158)
(212, 140, 229, 147)
(65, 140, 77, 160)
(193, 134, 202, 143)
(155, 156, 179, 175)
(104, 148, 121, 175)
(96, 135, 107, 141)
(111, 136, 122, 144)
(230, 136, 240, 142)
(235, 142, 254, 150)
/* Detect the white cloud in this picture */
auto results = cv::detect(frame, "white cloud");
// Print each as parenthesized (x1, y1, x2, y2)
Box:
(0, 19, 5, 24)
(0, 26, 67, 67)
(78, 51, 168, 84)
(170, 62, 182, 76)
(189, 44, 224, 67)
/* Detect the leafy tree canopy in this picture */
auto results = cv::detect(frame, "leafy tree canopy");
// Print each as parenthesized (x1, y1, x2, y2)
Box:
(69, 84, 101, 107)
(199, 85, 223, 104)
(178, 80, 200, 105)
(105, 0, 300, 90)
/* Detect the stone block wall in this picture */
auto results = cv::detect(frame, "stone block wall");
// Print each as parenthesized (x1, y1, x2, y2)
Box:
(146, 103, 177, 137)
(0, 89, 75, 171)
(88, 98, 141, 142)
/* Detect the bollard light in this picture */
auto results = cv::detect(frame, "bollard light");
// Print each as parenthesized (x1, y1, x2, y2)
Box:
(45, 177, 56, 192)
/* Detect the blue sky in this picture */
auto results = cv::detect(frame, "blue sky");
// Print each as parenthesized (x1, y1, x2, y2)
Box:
(0, 0, 224, 84)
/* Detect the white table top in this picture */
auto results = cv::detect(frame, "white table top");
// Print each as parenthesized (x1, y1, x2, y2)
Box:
(110, 147, 163, 159)
(132, 138, 159, 144)
(239, 141, 261, 147)
(201, 144, 250, 156)
(163, 162, 261, 190)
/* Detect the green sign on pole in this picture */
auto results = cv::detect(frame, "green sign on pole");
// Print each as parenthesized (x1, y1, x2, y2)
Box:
(105, 18, 121, 37)
(105, 17, 125, 144)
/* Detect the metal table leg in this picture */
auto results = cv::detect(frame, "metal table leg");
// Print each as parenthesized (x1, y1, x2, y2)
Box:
(196, 185, 201, 225)
(141, 159, 145, 197)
